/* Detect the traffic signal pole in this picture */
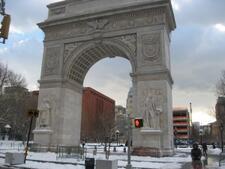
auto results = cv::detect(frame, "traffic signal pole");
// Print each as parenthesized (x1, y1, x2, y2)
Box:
(126, 113, 132, 169)
(0, 0, 10, 44)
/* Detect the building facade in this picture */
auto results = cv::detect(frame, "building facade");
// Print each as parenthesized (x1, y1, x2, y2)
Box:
(81, 87, 115, 142)
(216, 96, 225, 123)
(215, 96, 225, 145)
(115, 105, 127, 143)
(173, 108, 191, 143)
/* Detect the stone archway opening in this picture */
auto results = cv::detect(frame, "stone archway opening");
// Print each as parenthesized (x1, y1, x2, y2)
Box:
(66, 42, 135, 85)
(81, 56, 132, 143)
(83, 56, 132, 105)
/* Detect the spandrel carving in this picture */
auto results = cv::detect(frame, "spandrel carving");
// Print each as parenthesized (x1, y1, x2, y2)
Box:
(44, 47, 60, 75)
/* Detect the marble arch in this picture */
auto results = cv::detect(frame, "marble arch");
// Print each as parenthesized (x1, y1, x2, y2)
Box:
(33, 0, 176, 156)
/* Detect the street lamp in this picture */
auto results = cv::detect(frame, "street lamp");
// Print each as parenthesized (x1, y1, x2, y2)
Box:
(126, 112, 132, 169)
(115, 130, 120, 146)
(24, 109, 39, 163)
(220, 123, 224, 152)
(199, 128, 203, 145)
(4, 124, 11, 140)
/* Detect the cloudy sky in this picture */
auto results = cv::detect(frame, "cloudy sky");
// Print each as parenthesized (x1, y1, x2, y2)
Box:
(0, 0, 224, 125)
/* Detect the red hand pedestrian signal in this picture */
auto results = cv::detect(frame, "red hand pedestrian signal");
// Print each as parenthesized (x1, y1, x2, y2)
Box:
(134, 118, 143, 128)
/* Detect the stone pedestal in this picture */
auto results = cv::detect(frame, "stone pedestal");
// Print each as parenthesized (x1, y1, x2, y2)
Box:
(96, 160, 118, 169)
(132, 128, 163, 157)
(5, 153, 24, 165)
(132, 128, 174, 157)
(33, 129, 53, 146)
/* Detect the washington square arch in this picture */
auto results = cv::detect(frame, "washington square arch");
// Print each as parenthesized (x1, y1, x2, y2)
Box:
(33, 0, 176, 156)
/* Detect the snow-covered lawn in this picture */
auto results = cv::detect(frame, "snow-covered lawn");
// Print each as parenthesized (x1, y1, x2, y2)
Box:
(0, 141, 224, 169)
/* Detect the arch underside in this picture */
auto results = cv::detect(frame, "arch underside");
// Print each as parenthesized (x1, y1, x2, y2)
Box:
(67, 43, 132, 84)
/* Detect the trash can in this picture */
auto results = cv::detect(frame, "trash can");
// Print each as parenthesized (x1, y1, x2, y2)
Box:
(85, 158, 95, 169)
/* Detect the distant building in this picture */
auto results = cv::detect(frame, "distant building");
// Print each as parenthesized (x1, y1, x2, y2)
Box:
(126, 87, 134, 116)
(207, 121, 220, 144)
(173, 107, 191, 142)
(81, 87, 115, 142)
(115, 105, 127, 142)
(214, 96, 225, 144)
(216, 96, 225, 123)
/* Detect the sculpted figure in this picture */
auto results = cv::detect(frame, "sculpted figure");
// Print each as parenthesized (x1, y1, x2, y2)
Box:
(39, 99, 51, 128)
(143, 94, 162, 129)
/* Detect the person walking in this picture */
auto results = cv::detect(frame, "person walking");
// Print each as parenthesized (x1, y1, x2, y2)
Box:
(191, 143, 202, 169)
(202, 143, 208, 157)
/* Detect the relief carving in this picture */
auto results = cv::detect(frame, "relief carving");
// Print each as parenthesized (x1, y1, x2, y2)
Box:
(141, 88, 163, 129)
(87, 19, 109, 33)
(64, 42, 82, 63)
(45, 47, 60, 75)
(38, 95, 56, 129)
(142, 33, 161, 62)
(45, 8, 165, 41)
(113, 34, 137, 56)
(63, 34, 137, 66)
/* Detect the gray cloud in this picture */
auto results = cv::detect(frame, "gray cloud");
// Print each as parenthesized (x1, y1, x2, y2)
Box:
(6, 0, 61, 33)
(1, 0, 224, 115)
(174, 0, 225, 26)
(171, 25, 225, 92)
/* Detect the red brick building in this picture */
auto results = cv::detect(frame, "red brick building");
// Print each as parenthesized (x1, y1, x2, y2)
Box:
(173, 107, 191, 142)
(81, 87, 115, 142)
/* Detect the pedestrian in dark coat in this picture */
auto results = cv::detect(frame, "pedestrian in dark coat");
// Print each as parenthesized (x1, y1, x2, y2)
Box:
(191, 143, 202, 169)
(202, 143, 207, 157)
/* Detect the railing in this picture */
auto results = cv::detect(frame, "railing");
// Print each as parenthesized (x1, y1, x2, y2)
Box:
(219, 152, 225, 166)
(56, 145, 84, 159)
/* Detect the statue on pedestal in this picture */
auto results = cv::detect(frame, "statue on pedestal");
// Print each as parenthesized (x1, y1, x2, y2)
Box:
(143, 94, 162, 129)
(38, 99, 51, 128)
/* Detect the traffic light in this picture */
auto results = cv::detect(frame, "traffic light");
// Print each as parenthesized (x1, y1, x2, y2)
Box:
(27, 109, 39, 118)
(134, 118, 143, 128)
(0, 14, 10, 40)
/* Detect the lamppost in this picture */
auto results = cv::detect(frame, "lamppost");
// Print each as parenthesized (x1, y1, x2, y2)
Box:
(126, 112, 132, 169)
(115, 130, 120, 146)
(199, 128, 203, 145)
(24, 109, 39, 163)
(220, 123, 224, 152)
(4, 124, 11, 140)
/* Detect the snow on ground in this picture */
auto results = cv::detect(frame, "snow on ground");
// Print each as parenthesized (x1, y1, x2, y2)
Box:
(0, 141, 223, 169)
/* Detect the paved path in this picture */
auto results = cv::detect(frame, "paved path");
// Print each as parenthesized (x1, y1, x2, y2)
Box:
(181, 155, 219, 169)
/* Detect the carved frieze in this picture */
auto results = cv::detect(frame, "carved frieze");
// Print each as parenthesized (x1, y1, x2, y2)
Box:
(141, 33, 161, 62)
(44, 47, 60, 75)
(44, 7, 166, 41)
(87, 19, 109, 33)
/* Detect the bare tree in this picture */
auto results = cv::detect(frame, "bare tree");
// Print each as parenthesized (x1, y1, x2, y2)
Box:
(0, 62, 29, 140)
(0, 63, 8, 95)
(216, 70, 225, 96)
(7, 71, 26, 88)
